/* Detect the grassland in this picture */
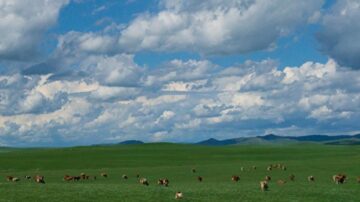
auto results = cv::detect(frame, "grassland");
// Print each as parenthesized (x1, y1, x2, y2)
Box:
(0, 144, 359, 202)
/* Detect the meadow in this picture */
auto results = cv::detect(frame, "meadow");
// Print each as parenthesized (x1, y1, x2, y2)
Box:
(0, 144, 359, 202)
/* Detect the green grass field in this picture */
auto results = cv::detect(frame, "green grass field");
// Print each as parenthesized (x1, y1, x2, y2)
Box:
(0, 144, 359, 202)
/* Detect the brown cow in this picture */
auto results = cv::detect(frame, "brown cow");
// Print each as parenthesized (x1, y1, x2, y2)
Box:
(101, 173, 108, 178)
(63, 175, 74, 181)
(231, 175, 240, 182)
(34, 175, 45, 184)
(260, 180, 268, 191)
(333, 174, 346, 184)
(308, 176, 315, 182)
(197, 176, 203, 182)
(289, 174, 295, 181)
(175, 192, 183, 200)
(265, 176, 271, 181)
(139, 178, 149, 186)
(6, 176, 13, 182)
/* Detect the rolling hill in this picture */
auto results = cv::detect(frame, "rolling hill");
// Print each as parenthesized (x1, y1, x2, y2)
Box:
(196, 134, 360, 146)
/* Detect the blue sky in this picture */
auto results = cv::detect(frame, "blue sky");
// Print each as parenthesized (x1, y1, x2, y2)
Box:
(0, 0, 360, 146)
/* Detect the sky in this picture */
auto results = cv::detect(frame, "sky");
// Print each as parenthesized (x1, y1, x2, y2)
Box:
(1, 0, 360, 147)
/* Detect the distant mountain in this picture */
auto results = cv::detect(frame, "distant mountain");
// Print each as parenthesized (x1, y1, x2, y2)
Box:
(288, 135, 355, 142)
(117, 140, 144, 145)
(196, 134, 360, 146)
(91, 140, 144, 146)
(325, 139, 360, 145)
(197, 138, 238, 146)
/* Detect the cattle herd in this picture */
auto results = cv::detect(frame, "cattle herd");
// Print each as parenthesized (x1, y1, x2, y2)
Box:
(4, 164, 360, 200)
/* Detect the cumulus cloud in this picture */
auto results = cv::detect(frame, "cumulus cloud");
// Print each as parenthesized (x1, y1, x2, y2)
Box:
(79, 54, 143, 87)
(144, 59, 216, 87)
(117, 0, 324, 55)
(1, 57, 360, 146)
(53, 0, 323, 57)
(317, 0, 360, 69)
(0, 0, 69, 60)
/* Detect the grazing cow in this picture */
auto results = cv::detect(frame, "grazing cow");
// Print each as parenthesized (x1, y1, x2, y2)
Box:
(122, 174, 128, 180)
(191, 168, 196, 173)
(163, 178, 169, 186)
(267, 166, 272, 171)
(308, 176, 315, 182)
(289, 174, 295, 181)
(277, 180, 286, 185)
(265, 176, 271, 181)
(139, 178, 149, 186)
(281, 166, 287, 171)
(12, 177, 20, 182)
(197, 176, 203, 182)
(25, 176, 31, 180)
(158, 178, 169, 187)
(34, 175, 45, 184)
(175, 192, 183, 200)
(6, 176, 13, 182)
(101, 173, 108, 178)
(80, 173, 86, 180)
(260, 181, 268, 191)
(333, 174, 346, 184)
(231, 175, 240, 182)
(63, 175, 74, 181)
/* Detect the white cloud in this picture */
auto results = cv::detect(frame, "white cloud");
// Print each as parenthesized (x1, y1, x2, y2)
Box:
(144, 59, 216, 87)
(117, 0, 323, 55)
(162, 80, 208, 92)
(1, 57, 360, 146)
(318, 0, 360, 69)
(0, 0, 69, 60)
(36, 79, 98, 99)
(0, 97, 91, 134)
(79, 54, 143, 87)
(54, 0, 323, 57)
(136, 94, 187, 106)
(89, 86, 140, 101)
